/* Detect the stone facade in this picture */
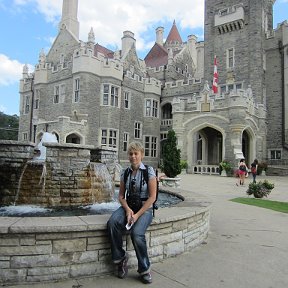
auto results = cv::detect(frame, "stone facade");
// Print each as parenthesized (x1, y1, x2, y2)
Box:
(18, 0, 288, 171)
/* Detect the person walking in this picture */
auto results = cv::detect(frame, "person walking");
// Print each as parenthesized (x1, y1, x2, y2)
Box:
(250, 159, 258, 183)
(107, 141, 157, 284)
(236, 159, 248, 186)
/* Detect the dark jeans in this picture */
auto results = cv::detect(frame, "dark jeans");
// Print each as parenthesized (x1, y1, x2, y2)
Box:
(107, 206, 153, 274)
(252, 173, 257, 183)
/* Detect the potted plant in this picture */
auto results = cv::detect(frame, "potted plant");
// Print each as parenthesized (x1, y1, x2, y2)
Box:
(246, 180, 274, 198)
(161, 130, 182, 187)
(180, 159, 188, 174)
(219, 160, 232, 176)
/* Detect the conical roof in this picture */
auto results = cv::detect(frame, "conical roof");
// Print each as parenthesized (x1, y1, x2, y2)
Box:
(165, 20, 182, 44)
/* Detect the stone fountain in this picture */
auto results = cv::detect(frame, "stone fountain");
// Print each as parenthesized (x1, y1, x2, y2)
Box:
(0, 135, 210, 285)
(0, 132, 115, 209)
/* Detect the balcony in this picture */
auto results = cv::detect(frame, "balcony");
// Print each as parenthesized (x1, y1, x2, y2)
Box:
(215, 4, 245, 34)
(161, 119, 173, 127)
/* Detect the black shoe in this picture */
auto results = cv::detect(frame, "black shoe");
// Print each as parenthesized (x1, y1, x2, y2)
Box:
(140, 272, 152, 284)
(117, 254, 128, 279)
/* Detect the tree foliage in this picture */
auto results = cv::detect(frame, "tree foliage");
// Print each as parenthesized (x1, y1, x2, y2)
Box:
(162, 130, 182, 178)
(0, 112, 19, 140)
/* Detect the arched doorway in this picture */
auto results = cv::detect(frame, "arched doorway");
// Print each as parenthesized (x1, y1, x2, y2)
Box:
(66, 133, 81, 144)
(195, 127, 223, 165)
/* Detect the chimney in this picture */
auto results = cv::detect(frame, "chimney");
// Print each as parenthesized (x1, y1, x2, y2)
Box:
(156, 27, 164, 46)
(121, 31, 135, 56)
(187, 34, 197, 67)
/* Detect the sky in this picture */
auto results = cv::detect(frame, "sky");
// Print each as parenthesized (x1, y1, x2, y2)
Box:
(0, 0, 288, 116)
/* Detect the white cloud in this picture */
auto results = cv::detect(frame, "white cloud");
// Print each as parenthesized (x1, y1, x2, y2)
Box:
(0, 105, 7, 113)
(0, 54, 24, 86)
(0, 54, 34, 87)
(15, 0, 204, 52)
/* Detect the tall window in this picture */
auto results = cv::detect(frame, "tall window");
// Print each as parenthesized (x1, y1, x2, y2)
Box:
(102, 84, 120, 107)
(54, 85, 59, 104)
(145, 99, 159, 118)
(144, 136, 157, 157)
(74, 78, 80, 103)
(60, 84, 66, 103)
(152, 100, 158, 117)
(110, 86, 119, 107)
(123, 132, 129, 151)
(34, 99, 39, 109)
(227, 48, 234, 68)
(145, 100, 151, 116)
(101, 129, 118, 149)
(34, 90, 40, 109)
(24, 96, 30, 114)
(134, 122, 141, 139)
(124, 91, 130, 109)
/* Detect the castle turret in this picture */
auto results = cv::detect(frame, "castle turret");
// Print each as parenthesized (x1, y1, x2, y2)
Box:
(59, 0, 79, 39)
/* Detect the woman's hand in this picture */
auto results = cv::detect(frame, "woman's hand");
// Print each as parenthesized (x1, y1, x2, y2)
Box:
(126, 208, 134, 224)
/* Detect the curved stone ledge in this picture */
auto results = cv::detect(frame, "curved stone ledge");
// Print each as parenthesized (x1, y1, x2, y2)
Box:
(0, 188, 211, 285)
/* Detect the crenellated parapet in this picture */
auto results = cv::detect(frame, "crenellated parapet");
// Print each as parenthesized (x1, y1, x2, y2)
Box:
(72, 46, 123, 79)
(164, 78, 202, 89)
(172, 86, 266, 120)
(123, 70, 161, 95)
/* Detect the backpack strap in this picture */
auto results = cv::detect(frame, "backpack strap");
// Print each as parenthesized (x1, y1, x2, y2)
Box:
(123, 165, 159, 217)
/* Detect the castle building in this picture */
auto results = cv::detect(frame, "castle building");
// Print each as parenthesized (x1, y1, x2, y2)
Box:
(18, 0, 288, 172)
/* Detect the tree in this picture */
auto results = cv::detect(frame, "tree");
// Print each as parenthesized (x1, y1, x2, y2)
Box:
(162, 130, 182, 178)
(0, 112, 19, 140)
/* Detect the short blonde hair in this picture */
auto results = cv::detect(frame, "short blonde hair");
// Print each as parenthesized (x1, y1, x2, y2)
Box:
(127, 141, 144, 155)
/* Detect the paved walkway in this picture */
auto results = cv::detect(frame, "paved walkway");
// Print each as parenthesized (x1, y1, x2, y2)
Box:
(10, 174, 288, 288)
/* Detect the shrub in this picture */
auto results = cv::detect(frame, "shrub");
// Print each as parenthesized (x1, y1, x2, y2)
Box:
(162, 130, 182, 178)
(246, 180, 274, 198)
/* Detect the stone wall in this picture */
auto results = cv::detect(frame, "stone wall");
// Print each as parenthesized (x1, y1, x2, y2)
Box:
(0, 189, 211, 285)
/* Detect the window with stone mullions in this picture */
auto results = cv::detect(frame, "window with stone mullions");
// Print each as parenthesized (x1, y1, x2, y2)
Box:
(103, 84, 119, 107)
(134, 122, 141, 139)
(145, 136, 157, 157)
(145, 99, 158, 117)
(110, 86, 119, 107)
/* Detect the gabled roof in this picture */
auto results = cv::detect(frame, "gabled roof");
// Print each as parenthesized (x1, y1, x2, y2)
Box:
(94, 43, 114, 58)
(144, 43, 168, 68)
(165, 20, 183, 44)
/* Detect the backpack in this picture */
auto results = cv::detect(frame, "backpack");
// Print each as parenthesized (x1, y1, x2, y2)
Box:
(124, 165, 159, 216)
(239, 165, 246, 172)
(251, 166, 257, 174)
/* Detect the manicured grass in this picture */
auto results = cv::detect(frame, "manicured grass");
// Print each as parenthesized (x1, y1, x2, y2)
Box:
(230, 197, 288, 213)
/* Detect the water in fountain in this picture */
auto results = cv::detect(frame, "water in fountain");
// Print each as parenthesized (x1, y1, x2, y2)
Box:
(0, 134, 182, 217)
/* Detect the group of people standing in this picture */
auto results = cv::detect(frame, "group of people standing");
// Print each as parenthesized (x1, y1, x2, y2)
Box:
(236, 158, 258, 186)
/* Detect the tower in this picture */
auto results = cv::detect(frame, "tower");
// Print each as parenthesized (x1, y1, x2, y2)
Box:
(59, 0, 79, 39)
(204, 0, 275, 104)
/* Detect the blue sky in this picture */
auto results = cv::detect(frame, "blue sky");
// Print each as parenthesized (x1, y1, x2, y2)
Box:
(0, 0, 287, 116)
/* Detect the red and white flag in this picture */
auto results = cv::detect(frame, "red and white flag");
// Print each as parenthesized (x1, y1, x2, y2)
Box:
(212, 55, 218, 94)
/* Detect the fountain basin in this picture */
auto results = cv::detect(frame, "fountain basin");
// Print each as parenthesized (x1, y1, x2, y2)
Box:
(0, 187, 211, 285)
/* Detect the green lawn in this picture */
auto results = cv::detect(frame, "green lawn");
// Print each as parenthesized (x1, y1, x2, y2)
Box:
(230, 197, 288, 213)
